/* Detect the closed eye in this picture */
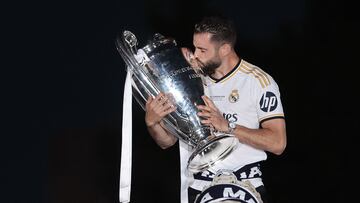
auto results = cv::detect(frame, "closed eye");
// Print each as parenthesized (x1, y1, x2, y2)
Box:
(197, 48, 207, 53)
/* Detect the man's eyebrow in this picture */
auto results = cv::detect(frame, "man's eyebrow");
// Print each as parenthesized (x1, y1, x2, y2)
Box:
(196, 46, 207, 51)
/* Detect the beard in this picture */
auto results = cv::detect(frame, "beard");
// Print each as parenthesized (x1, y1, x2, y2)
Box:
(197, 59, 221, 76)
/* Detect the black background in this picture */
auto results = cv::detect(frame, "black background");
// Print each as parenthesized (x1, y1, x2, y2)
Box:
(2, 0, 357, 202)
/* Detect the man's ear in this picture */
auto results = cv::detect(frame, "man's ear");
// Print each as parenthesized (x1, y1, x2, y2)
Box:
(219, 43, 231, 57)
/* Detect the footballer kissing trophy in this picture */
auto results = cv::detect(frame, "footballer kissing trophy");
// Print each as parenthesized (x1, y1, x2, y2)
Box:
(116, 30, 237, 173)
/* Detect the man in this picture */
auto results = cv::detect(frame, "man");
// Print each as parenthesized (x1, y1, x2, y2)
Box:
(144, 16, 286, 203)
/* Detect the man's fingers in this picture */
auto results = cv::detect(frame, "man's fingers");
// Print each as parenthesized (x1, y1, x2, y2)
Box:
(197, 104, 212, 112)
(146, 92, 177, 118)
(146, 95, 153, 104)
(160, 105, 177, 117)
(201, 95, 212, 106)
(201, 95, 218, 111)
(150, 93, 166, 107)
(154, 92, 164, 102)
(200, 119, 212, 125)
(197, 111, 211, 118)
(181, 47, 194, 63)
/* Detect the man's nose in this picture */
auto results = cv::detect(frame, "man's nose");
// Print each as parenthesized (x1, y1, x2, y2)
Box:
(193, 49, 199, 58)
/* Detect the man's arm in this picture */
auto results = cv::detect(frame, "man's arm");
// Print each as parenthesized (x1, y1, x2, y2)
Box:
(145, 93, 178, 149)
(229, 118, 286, 155)
(197, 95, 287, 155)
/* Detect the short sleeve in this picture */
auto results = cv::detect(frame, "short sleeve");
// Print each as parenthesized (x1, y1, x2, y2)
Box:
(253, 76, 285, 125)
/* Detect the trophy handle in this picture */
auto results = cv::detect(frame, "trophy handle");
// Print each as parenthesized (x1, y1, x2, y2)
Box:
(116, 31, 195, 146)
(116, 32, 161, 96)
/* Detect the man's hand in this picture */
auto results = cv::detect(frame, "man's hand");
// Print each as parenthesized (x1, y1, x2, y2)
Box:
(197, 95, 228, 132)
(181, 47, 202, 70)
(145, 93, 176, 127)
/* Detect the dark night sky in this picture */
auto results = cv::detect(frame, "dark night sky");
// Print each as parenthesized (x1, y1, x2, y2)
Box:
(2, 0, 357, 202)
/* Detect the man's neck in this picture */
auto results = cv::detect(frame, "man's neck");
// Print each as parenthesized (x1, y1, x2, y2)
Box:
(211, 53, 240, 79)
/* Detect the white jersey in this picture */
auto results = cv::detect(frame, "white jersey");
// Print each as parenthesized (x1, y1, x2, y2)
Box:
(179, 59, 285, 202)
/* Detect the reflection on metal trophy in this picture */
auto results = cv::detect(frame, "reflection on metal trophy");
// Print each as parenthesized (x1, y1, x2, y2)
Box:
(115, 30, 238, 173)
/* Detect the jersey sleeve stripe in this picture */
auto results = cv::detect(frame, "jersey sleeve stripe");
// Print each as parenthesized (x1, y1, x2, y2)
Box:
(239, 65, 266, 88)
(239, 68, 265, 88)
(242, 63, 270, 87)
(239, 62, 270, 88)
(254, 67, 271, 85)
(259, 114, 285, 124)
(253, 68, 270, 86)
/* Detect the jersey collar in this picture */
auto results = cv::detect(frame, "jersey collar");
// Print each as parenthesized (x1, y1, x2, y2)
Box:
(208, 59, 242, 83)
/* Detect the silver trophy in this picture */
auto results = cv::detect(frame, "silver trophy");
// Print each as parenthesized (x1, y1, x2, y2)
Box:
(115, 30, 237, 173)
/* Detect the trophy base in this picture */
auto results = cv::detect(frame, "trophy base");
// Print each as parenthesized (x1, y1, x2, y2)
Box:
(187, 134, 238, 173)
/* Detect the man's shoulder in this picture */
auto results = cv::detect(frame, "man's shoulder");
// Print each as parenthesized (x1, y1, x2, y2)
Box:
(238, 59, 274, 89)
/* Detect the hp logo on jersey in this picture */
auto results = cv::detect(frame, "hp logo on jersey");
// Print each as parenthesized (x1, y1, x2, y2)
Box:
(259, 91, 278, 112)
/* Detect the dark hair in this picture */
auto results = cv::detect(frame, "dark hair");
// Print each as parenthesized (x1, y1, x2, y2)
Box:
(194, 16, 237, 47)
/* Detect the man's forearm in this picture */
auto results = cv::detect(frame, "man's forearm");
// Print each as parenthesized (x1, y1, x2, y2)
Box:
(232, 119, 286, 155)
(147, 121, 177, 149)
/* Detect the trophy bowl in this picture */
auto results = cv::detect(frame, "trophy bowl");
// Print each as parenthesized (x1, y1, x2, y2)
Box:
(115, 30, 238, 173)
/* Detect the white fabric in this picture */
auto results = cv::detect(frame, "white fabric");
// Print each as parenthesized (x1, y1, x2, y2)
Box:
(118, 50, 148, 203)
(119, 71, 132, 203)
(179, 59, 285, 203)
(179, 141, 193, 203)
(188, 177, 263, 192)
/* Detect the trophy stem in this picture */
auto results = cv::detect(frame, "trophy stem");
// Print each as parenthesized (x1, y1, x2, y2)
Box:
(187, 134, 238, 173)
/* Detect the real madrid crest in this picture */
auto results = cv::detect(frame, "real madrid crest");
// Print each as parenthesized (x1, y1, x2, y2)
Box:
(229, 89, 239, 103)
